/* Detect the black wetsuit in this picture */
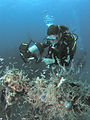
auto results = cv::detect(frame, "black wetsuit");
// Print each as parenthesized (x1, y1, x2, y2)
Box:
(44, 32, 77, 66)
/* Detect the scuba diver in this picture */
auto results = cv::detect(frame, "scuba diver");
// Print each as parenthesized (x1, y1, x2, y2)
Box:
(19, 25, 78, 66)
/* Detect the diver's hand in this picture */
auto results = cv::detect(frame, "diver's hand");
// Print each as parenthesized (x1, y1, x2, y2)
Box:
(42, 58, 55, 65)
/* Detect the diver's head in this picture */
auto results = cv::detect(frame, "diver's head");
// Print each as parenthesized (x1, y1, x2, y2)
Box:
(47, 25, 62, 45)
(47, 25, 59, 35)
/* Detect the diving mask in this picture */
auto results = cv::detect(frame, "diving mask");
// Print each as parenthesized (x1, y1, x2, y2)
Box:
(47, 36, 57, 40)
(47, 35, 59, 45)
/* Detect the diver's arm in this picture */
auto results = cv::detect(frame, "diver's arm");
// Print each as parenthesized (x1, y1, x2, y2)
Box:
(42, 58, 55, 65)
(42, 51, 56, 65)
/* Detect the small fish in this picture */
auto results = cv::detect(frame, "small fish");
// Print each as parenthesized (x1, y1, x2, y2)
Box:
(35, 69, 39, 72)
(13, 62, 18, 64)
(24, 66, 28, 68)
(0, 70, 3, 75)
(13, 57, 15, 59)
(41, 73, 45, 78)
(22, 63, 25, 66)
(1, 62, 4, 64)
(28, 57, 34, 60)
(8, 57, 11, 59)
(0, 65, 2, 68)
(42, 69, 47, 72)
(0, 57, 4, 61)
(9, 62, 12, 65)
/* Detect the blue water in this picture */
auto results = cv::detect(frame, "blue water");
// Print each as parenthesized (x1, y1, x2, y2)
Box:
(0, 0, 90, 78)
(0, 0, 90, 52)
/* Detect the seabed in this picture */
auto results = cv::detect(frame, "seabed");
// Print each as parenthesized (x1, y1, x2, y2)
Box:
(0, 58, 90, 120)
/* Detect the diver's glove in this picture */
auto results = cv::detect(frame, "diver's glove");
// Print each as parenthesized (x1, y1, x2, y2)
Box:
(42, 58, 55, 65)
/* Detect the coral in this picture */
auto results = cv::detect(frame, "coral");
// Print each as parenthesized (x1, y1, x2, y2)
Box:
(24, 71, 90, 120)
(1, 67, 30, 106)
(0, 64, 90, 120)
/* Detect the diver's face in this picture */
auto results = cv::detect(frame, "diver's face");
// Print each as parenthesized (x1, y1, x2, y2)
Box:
(47, 35, 59, 45)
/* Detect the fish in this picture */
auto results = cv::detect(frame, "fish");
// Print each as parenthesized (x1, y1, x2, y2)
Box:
(0, 57, 4, 61)
(35, 69, 39, 72)
(40, 73, 46, 78)
(0, 66, 2, 68)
